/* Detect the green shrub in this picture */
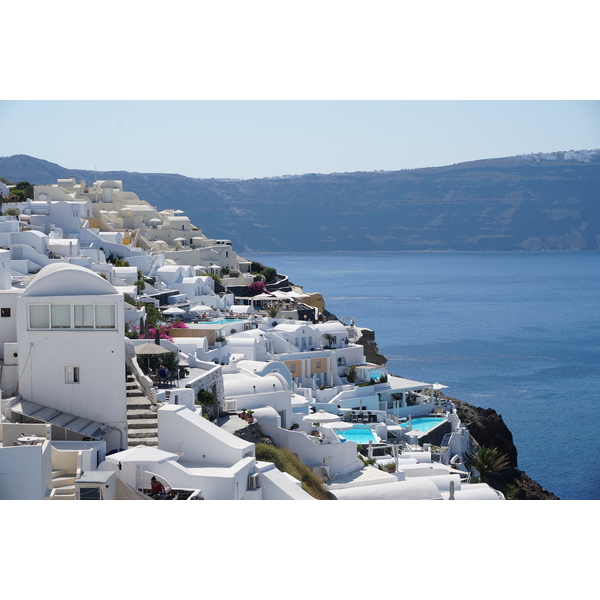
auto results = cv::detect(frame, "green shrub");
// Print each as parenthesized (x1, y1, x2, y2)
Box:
(347, 365, 356, 383)
(255, 443, 331, 499)
(261, 267, 277, 283)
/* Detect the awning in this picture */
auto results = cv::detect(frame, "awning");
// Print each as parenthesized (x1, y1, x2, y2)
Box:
(10, 400, 115, 439)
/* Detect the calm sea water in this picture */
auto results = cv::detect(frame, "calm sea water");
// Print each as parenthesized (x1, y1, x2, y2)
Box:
(246, 251, 600, 500)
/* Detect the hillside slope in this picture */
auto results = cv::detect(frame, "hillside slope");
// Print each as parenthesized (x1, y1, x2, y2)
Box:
(2, 151, 599, 252)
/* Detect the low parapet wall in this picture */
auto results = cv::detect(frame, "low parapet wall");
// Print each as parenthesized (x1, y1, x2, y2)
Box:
(261, 423, 362, 480)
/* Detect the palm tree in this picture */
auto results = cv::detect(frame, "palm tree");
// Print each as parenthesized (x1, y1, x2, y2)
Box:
(322, 333, 336, 348)
(463, 447, 510, 482)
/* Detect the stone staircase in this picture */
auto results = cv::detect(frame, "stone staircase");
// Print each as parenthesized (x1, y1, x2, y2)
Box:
(126, 374, 159, 447)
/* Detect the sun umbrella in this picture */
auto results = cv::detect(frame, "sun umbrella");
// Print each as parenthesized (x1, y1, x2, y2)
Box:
(106, 445, 180, 465)
(134, 342, 172, 371)
(303, 410, 342, 424)
(189, 305, 211, 314)
(163, 306, 186, 315)
(135, 342, 171, 356)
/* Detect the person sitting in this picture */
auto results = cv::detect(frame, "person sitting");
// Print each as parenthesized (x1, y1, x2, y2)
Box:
(158, 365, 169, 379)
(150, 476, 165, 496)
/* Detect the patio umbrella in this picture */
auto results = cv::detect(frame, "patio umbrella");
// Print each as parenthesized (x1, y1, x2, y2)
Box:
(189, 305, 211, 314)
(163, 306, 186, 316)
(106, 445, 180, 466)
(433, 382, 448, 401)
(135, 342, 171, 355)
(134, 342, 172, 371)
(303, 410, 342, 424)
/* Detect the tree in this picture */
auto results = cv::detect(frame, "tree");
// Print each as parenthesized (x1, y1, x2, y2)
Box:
(135, 269, 146, 295)
(14, 181, 34, 199)
(195, 389, 219, 420)
(322, 333, 336, 348)
(261, 267, 277, 283)
(463, 447, 510, 483)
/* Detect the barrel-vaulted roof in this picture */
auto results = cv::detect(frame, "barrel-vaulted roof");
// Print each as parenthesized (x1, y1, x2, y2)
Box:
(22, 263, 118, 297)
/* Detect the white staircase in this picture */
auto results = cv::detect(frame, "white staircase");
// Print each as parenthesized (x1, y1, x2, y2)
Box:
(49, 468, 77, 500)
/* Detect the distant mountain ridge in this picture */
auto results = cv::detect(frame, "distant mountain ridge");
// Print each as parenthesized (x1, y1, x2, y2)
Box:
(1, 151, 599, 252)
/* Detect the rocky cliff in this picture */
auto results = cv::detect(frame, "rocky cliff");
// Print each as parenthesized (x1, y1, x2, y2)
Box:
(359, 326, 558, 499)
(446, 395, 559, 499)
(2, 151, 600, 252)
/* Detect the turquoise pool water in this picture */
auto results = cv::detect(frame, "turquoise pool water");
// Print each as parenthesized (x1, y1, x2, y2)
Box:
(400, 417, 446, 432)
(334, 428, 378, 444)
(208, 319, 248, 325)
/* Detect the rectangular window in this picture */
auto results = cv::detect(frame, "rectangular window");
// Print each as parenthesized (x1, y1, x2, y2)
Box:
(95, 305, 116, 329)
(29, 305, 50, 329)
(316, 361, 321, 368)
(289, 364, 295, 373)
(74, 305, 94, 329)
(1, 308, 10, 318)
(51, 305, 71, 329)
(65, 366, 80, 383)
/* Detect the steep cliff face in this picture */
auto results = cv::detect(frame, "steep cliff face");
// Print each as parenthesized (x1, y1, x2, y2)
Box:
(446, 395, 559, 500)
(3, 151, 600, 253)
(356, 328, 388, 365)
(356, 325, 559, 499)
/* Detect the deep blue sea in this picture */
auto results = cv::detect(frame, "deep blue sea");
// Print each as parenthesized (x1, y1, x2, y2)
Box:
(245, 251, 600, 500)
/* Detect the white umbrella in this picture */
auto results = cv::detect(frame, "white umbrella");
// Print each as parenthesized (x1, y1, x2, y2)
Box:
(163, 306, 186, 315)
(174, 210, 185, 214)
(189, 305, 212, 314)
(106, 445, 180, 465)
(303, 410, 342, 424)
(433, 383, 449, 390)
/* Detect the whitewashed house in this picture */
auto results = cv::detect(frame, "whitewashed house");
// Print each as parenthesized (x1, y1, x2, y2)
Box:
(8, 262, 127, 451)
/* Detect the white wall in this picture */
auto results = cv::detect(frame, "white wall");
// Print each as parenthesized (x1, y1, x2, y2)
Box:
(158, 405, 254, 466)
(0, 289, 20, 360)
(0, 440, 52, 499)
(16, 264, 127, 451)
(261, 424, 363, 479)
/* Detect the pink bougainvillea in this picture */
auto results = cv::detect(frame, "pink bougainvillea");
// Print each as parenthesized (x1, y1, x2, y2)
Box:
(247, 281, 268, 296)
(130, 320, 188, 342)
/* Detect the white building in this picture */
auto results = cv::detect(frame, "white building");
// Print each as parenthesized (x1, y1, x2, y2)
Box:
(5, 262, 127, 451)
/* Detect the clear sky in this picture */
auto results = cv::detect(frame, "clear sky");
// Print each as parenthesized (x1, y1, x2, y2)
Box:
(2, 3, 599, 180)
(2, 100, 599, 179)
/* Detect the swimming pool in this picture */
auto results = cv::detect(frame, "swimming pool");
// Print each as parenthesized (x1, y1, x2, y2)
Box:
(208, 319, 248, 325)
(400, 417, 446, 432)
(334, 428, 379, 444)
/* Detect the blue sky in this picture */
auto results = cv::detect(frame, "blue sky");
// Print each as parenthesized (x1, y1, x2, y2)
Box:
(1, 101, 599, 179)
(3, 3, 599, 179)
